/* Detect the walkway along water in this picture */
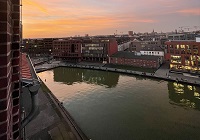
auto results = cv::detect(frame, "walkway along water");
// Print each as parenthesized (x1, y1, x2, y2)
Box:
(36, 62, 200, 87)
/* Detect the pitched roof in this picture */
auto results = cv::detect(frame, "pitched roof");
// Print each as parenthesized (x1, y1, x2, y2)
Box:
(141, 46, 163, 51)
(110, 51, 159, 60)
(21, 53, 32, 79)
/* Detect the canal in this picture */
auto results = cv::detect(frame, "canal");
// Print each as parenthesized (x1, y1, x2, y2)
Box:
(38, 67, 200, 140)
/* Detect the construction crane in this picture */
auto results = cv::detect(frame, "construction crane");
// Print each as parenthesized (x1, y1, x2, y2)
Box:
(184, 27, 192, 32)
(194, 26, 200, 31)
(179, 26, 189, 32)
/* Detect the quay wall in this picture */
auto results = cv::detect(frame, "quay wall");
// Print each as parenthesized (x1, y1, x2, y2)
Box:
(36, 63, 200, 87)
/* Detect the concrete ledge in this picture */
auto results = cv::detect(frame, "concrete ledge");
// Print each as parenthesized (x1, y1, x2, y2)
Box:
(41, 81, 89, 140)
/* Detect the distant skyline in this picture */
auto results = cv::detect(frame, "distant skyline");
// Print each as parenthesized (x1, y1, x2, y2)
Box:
(23, 0, 200, 38)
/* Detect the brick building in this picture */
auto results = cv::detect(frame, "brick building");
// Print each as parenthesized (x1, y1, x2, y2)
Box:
(22, 38, 54, 57)
(0, 0, 21, 139)
(167, 33, 196, 41)
(0, 1, 40, 140)
(109, 51, 161, 68)
(140, 46, 165, 63)
(129, 39, 162, 52)
(82, 38, 118, 62)
(53, 39, 82, 62)
(165, 40, 200, 73)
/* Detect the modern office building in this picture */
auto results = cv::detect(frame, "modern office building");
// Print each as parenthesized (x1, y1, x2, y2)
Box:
(167, 33, 196, 41)
(82, 38, 118, 62)
(165, 39, 200, 73)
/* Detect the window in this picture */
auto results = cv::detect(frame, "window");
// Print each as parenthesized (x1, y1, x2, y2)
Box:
(180, 45, 185, 49)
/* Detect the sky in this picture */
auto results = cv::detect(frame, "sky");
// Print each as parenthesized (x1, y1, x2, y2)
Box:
(22, 0, 200, 38)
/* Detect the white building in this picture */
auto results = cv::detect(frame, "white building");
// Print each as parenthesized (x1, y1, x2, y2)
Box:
(118, 41, 131, 51)
(140, 46, 165, 63)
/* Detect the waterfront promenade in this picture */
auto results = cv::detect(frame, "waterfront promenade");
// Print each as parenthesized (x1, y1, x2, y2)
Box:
(35, 60, 200, 86)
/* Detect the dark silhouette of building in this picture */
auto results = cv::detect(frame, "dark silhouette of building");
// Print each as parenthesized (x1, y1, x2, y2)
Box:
(22, 38, 55, 57)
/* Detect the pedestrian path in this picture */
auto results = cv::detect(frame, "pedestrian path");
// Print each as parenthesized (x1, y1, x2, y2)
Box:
(35, 60, 200, 86)
(155, 62, 200, 85)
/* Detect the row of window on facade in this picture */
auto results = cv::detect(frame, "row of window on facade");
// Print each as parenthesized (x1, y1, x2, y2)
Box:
(111, 58, 157, 63)
(54, 47, 79, 50)
(141, 42, 159, 45)
(115, 61, 157, 66)
(54, 42, 80, 44)
(53, 44, 80, 47)
(168, 49, 199, 55)
(110, 59, 157, 68)
(143, 51, 160, 54)
(168, 45, 199, 49)
(170, 64, 200, 71)
(54, 53, 79, 56)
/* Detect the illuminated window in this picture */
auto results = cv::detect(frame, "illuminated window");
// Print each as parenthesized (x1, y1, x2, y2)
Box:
(180, 45, 185, 49)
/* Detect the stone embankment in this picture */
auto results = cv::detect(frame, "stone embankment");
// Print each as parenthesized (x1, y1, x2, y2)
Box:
(36, 61, 200, 87)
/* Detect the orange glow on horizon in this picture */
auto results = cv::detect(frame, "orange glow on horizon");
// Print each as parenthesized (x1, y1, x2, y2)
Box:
(22, 0, 200, 38)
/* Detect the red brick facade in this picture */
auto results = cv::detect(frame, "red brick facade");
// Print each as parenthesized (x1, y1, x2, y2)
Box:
(109, 52, 160, 68)
(53, 39, 82, 62)
(110, 57, 159, 68)
(165, 41, 200, 73)
(108, 39, 118, 56)
(22, 38, 54, 57)
(0, 0, 21, 139)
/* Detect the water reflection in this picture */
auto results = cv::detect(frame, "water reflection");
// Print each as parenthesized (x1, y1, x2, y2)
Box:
(168, 82, 200, 110)
(53, 67, 119, 88)
(50, 67, 200, 110)
(38, 68, 200, 140)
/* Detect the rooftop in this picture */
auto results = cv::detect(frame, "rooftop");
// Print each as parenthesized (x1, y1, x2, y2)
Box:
(20, 53, 40, 84)
(21, 53, 32, 80)
(141, 46, 163, 51)
(111, 51, 160, 60)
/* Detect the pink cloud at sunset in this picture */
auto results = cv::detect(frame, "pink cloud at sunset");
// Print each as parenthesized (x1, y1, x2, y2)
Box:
(22, 0, 200, 38)
(177, 8, 200, 15)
